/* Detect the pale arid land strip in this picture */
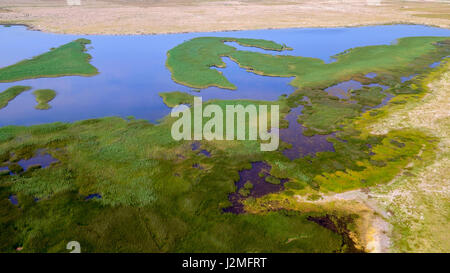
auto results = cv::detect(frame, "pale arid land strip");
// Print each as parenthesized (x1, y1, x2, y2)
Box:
(0, 0, 449, 253)
(0, 0, 448, 35)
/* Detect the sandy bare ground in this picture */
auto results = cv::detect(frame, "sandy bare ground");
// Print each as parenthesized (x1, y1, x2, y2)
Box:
(0, 0, 449, 35)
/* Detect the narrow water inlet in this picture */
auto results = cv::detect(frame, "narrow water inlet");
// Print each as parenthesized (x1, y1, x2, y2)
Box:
(85, 193, 102, 200)
(324, 80, 363, 99)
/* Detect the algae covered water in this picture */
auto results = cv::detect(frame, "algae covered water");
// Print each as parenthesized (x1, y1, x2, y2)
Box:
(0, 24, 450, 126)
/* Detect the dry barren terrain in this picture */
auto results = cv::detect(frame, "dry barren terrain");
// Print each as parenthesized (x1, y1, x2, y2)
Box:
(0, 0, 448, 35)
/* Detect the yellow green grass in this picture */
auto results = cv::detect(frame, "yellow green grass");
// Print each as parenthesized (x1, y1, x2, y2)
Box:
(33, 89, 56, 110)
(0, 38, 98, 83)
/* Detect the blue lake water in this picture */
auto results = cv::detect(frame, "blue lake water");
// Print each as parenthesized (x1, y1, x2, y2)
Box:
(0, 24, 450, 126)
(365, 73, 378, 79)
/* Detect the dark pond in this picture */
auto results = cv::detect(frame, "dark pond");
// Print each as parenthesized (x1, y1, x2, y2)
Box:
(1, 150, 58, 175)
(324, 80, 389, 99)
(85, 193, 102, 200)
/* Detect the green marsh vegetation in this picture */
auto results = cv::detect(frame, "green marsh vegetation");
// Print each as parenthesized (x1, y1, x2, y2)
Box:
(164, 36, 450, 251)
(265, 175, 281, 185)
(33, 89, 56, 110)
(222, 38, 292, 52)
(160, 91, 289, 141)
(350, 86, 386, 107)
(0, 86, 31, 109)
(1, 35, 449, 253)
(166, 37, 293, 90)
(0, 38, 98, 83)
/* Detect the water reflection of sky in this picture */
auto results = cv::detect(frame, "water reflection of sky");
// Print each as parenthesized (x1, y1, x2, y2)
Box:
(0, 25, 449, 126)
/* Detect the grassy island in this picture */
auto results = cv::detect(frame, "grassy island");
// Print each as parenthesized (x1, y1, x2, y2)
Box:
(33, 89, 57, 110)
